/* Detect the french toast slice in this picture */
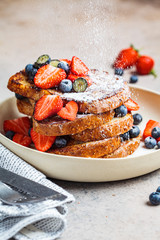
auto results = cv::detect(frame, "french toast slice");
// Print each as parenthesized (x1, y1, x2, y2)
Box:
(102, 133, 141, 158)
(8, 70, 130, 114)
(71, 113, 133, 142)
(32, 110, 115, 136)
(17, 98, 34, 116)
(48, 136, 121, 158)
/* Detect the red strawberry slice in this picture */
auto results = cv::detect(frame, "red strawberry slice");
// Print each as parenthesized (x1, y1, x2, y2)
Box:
(70, 56, 89, 76)
(59, 59, 71, 66)
(57, 101, 78, 121)
(34, 95, 63, 121)
(124, 98, 140, 111)
(143, 120, 160, 140)
(13, 133, 32, 147)
(34, 64, 66, 89)
(67, 73, 92, 86)
(31, 128, 56, 152)
(3, 117, 31, 135)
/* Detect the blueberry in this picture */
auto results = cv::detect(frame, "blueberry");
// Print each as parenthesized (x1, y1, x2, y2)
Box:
(28, 128, 32, 137)
(114, 105, 128, 117)
(5, 131, 15, 140)
(28, 68, 37, 81)
(149, 192, 160, 205)
(144, 136, 157, 149)
(55, 136, 68, 148)
(133, 113, 142, 125)
(156, 186, 160, 193)
(15, 93, 25, 100)
(129, 75, 138, 84)
(129, 126, 140, 138)
(59, 79, 72, 93)
(120, 131, 130, 141)
(157, 141, 160, 149)
(57, 61, 70, 74)
(151, 127, 160, 139)
(25, 64, 33, 76)
(115, 68, 124, 76)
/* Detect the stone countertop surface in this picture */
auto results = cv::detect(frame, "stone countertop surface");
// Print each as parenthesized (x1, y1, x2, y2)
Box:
(0, 0, 160, 239)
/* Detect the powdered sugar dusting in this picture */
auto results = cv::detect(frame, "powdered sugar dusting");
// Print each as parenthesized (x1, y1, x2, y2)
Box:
(62, 70, 125, 102)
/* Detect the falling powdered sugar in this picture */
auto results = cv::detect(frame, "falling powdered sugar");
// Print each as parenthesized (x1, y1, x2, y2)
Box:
(62, 70, 125, 102)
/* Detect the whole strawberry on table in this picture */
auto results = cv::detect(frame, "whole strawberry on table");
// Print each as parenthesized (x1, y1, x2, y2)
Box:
(113, 44, 157, 80)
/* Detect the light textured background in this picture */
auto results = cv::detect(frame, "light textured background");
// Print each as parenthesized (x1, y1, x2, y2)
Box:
(0, 0, 160, 239)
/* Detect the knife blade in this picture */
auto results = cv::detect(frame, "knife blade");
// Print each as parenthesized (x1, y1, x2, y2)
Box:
(0, 167, 67, 201)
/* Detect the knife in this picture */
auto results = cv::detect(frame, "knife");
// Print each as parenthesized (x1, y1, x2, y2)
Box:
(0, 167, 67, 204)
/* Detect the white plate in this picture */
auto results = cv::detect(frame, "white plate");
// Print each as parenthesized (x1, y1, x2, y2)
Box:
(0, 86, 160, 182)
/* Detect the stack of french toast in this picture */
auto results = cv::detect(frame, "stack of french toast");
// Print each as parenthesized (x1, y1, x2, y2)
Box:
(7, 55, 141, 158)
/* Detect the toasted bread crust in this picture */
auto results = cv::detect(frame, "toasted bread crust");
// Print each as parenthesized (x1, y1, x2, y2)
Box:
(8, 71, 52, 100)
(8, 70, 130, 114)
(17, 98, 34, 116)
(77, 83, 130, 114)
(48, 136, 121, 158)
(102, 133, 141, 158)
(71, 113, 133, 142)
(33, 110, 115, 136)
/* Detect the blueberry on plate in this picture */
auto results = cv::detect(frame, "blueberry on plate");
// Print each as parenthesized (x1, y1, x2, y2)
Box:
(149, 192, 160, 205)
(15, 93, 25, 100)
(34, 54, 51, 68)
(156, 186, 160, 193)
(157, 141, 160, 149)
(59, 79, 72, 93)
(151, 127, 160, 139)
(5, 131, 15, 140)
(120, 131, 130, 141)
(114, 105, 128, 117)
(57, 61, 70, 74)
(28, 68, 37, 81)
(144, 136, 157, 149)
(28, 128, 32, 137)
(129, 126, 140, 138)
(54, 136, 68, 148)
(129, 75, 138, 84)
(25, 64, 33, 76)
(133, 113, 142, 125)
(115, 68, 124, 76)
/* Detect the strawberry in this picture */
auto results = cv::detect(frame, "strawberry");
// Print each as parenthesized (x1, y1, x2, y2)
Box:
(143, 120, 160, 140)
(34, 95, 63, 121)
(114, 45, 139, 69)
(34, 64, 66, 89)
(124, 98, 140, 111)
(57, 101, 78, 121)
(136, 56, 157, 77)
(67, 73, 92, 86)
(70, 56, 89, 76)
(3, 117, 31, 135)
(13, 133, 32, 147)
(31, 128, 56, 152)
(59, 59, 71, 66)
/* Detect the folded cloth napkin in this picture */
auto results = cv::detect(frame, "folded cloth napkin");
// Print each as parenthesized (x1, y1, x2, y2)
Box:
(0, 143, 75, 240)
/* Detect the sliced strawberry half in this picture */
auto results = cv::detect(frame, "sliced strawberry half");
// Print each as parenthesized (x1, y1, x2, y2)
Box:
(3, 117, 31, 135)
(34, 64, 66, 89)
(124, 98, 140, 111)
(143, 120, 160, 140)
(13, 133, 32, 147)
(31, 128, 56, 152)
(67, 73, 92, 86)
(57, 101, 78, 121)
(70, 56, 89, 76)
(59, 59, 71, 66)
(34, 95, 63, 121)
